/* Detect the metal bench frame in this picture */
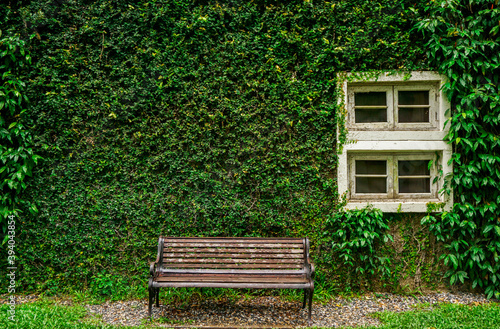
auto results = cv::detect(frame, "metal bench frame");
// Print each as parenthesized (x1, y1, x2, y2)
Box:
(148, 236, 315, 324)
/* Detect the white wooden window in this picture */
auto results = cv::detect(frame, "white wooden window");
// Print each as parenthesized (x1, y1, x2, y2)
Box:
(347, 83, 439, 130)
(338, 72, 453, 212)
(349, 153, 438, 201)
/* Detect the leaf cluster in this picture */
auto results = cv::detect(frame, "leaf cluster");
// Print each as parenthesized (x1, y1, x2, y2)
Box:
(0, 31, 39, 234)
(327, 206, 394, 282)
(418, 0, 500, 299)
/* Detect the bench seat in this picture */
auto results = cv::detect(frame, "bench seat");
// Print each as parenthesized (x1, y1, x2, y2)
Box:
(154, 274, 310, 287)
(148, 236, 315, 324)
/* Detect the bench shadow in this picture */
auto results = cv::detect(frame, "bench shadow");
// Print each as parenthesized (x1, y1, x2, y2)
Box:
(152, 296, 310, 328)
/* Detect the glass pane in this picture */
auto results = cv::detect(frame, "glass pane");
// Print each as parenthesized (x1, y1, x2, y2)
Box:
(398, 160, 430, 176)
(355, 92, 386, 106)
(399, 178, 430, 193)
(356, 160, 386, 175)
(399, 107, 429, 123)
(355, 108, 387, 123)
(398, 91, 429, 105)
(356, 177, 387, 193)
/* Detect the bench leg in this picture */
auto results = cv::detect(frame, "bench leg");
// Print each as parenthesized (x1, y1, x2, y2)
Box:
(148, 278, 154, 317)
(308, 283, 314, 326)
(155, 288, 160, 307)
(302, 289, 308, 309)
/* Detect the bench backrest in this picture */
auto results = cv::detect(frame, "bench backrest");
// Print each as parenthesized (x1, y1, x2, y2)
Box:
(157, 237, 308, 275)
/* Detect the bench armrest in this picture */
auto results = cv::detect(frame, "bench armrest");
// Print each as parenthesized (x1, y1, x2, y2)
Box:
(308, 259, 315, 279)
(150, 261, 157, 278)
(304, 238, 315, 280)
(150, 236, 164, 278)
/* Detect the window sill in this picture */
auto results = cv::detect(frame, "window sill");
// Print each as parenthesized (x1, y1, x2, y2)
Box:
(343, 199, 451, 213)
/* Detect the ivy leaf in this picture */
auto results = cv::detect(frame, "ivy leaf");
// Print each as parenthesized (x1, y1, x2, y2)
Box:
(447, 254, 459, 270)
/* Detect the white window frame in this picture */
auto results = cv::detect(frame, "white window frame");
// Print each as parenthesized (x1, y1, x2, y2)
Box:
(349, 153, 393, 200)
(349, 153, 438, 201)
(394, 84, 438, 130)
(337, 71, 453, 213)
(347, 85, 393, 130)
(347, 83, 439, 131)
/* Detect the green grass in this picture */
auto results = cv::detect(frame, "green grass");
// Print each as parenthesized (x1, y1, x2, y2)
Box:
(357, 303, 500, 329)
(0, 300, 116, 329)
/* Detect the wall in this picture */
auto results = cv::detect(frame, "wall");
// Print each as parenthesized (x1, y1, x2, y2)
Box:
(0, 0, 439, 293)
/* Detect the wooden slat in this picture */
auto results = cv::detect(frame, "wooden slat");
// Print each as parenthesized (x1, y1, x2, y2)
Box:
(162, 263, 302, 269)
(163, 252, 303, 259)
(163, 247, 303, 254)
(165, 242, 303, 248)
(163, 236, 304, 242)
(159, 268, 305, 275)
(161, 258, 302, 264)
(152, 281, 310, 289)
(159, 273, 305, 278)
(165, 238, 303, 243)
(156, 276, 308, 283)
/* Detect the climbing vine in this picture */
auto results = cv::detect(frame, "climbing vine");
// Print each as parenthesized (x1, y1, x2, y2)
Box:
(418, 1, 500, 298)
(327, 206, 393, 280)
(0, 30, 38, 239)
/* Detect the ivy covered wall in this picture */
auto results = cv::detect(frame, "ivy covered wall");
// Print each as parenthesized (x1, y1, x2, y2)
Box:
(2, 0, 496, 296)
(418, 1, 500, 299)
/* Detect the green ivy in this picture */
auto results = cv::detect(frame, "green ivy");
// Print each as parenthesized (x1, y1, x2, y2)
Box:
(418, 1, 500, 298)
(327, 206, 394, 282)
(0, 30, 39, 237)
(0, 0, 430, 292)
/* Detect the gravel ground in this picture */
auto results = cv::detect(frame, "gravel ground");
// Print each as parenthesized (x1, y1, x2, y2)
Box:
(6, 292, 496, 328)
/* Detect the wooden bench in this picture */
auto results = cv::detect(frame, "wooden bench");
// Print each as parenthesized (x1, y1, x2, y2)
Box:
(148, 237, 315, 323)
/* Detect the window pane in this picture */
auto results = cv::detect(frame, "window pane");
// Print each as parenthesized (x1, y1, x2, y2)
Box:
(356, 177, 387, 193)
(399, 178, 430, 193)
(399, 107, 429, 123)
(398, 91, 429, 105)
(355, 92, 386, 106)
(356, 160, 386, 175)
(398, 160, 430, 176)
(355, 108, 387, 123)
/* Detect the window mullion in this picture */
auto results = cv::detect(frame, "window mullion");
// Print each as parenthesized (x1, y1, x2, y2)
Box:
(390, 86, 395, 129)
(430, 156, 438, 198)
(349, 154, 355, 197)
(388, 156, 394, 198)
